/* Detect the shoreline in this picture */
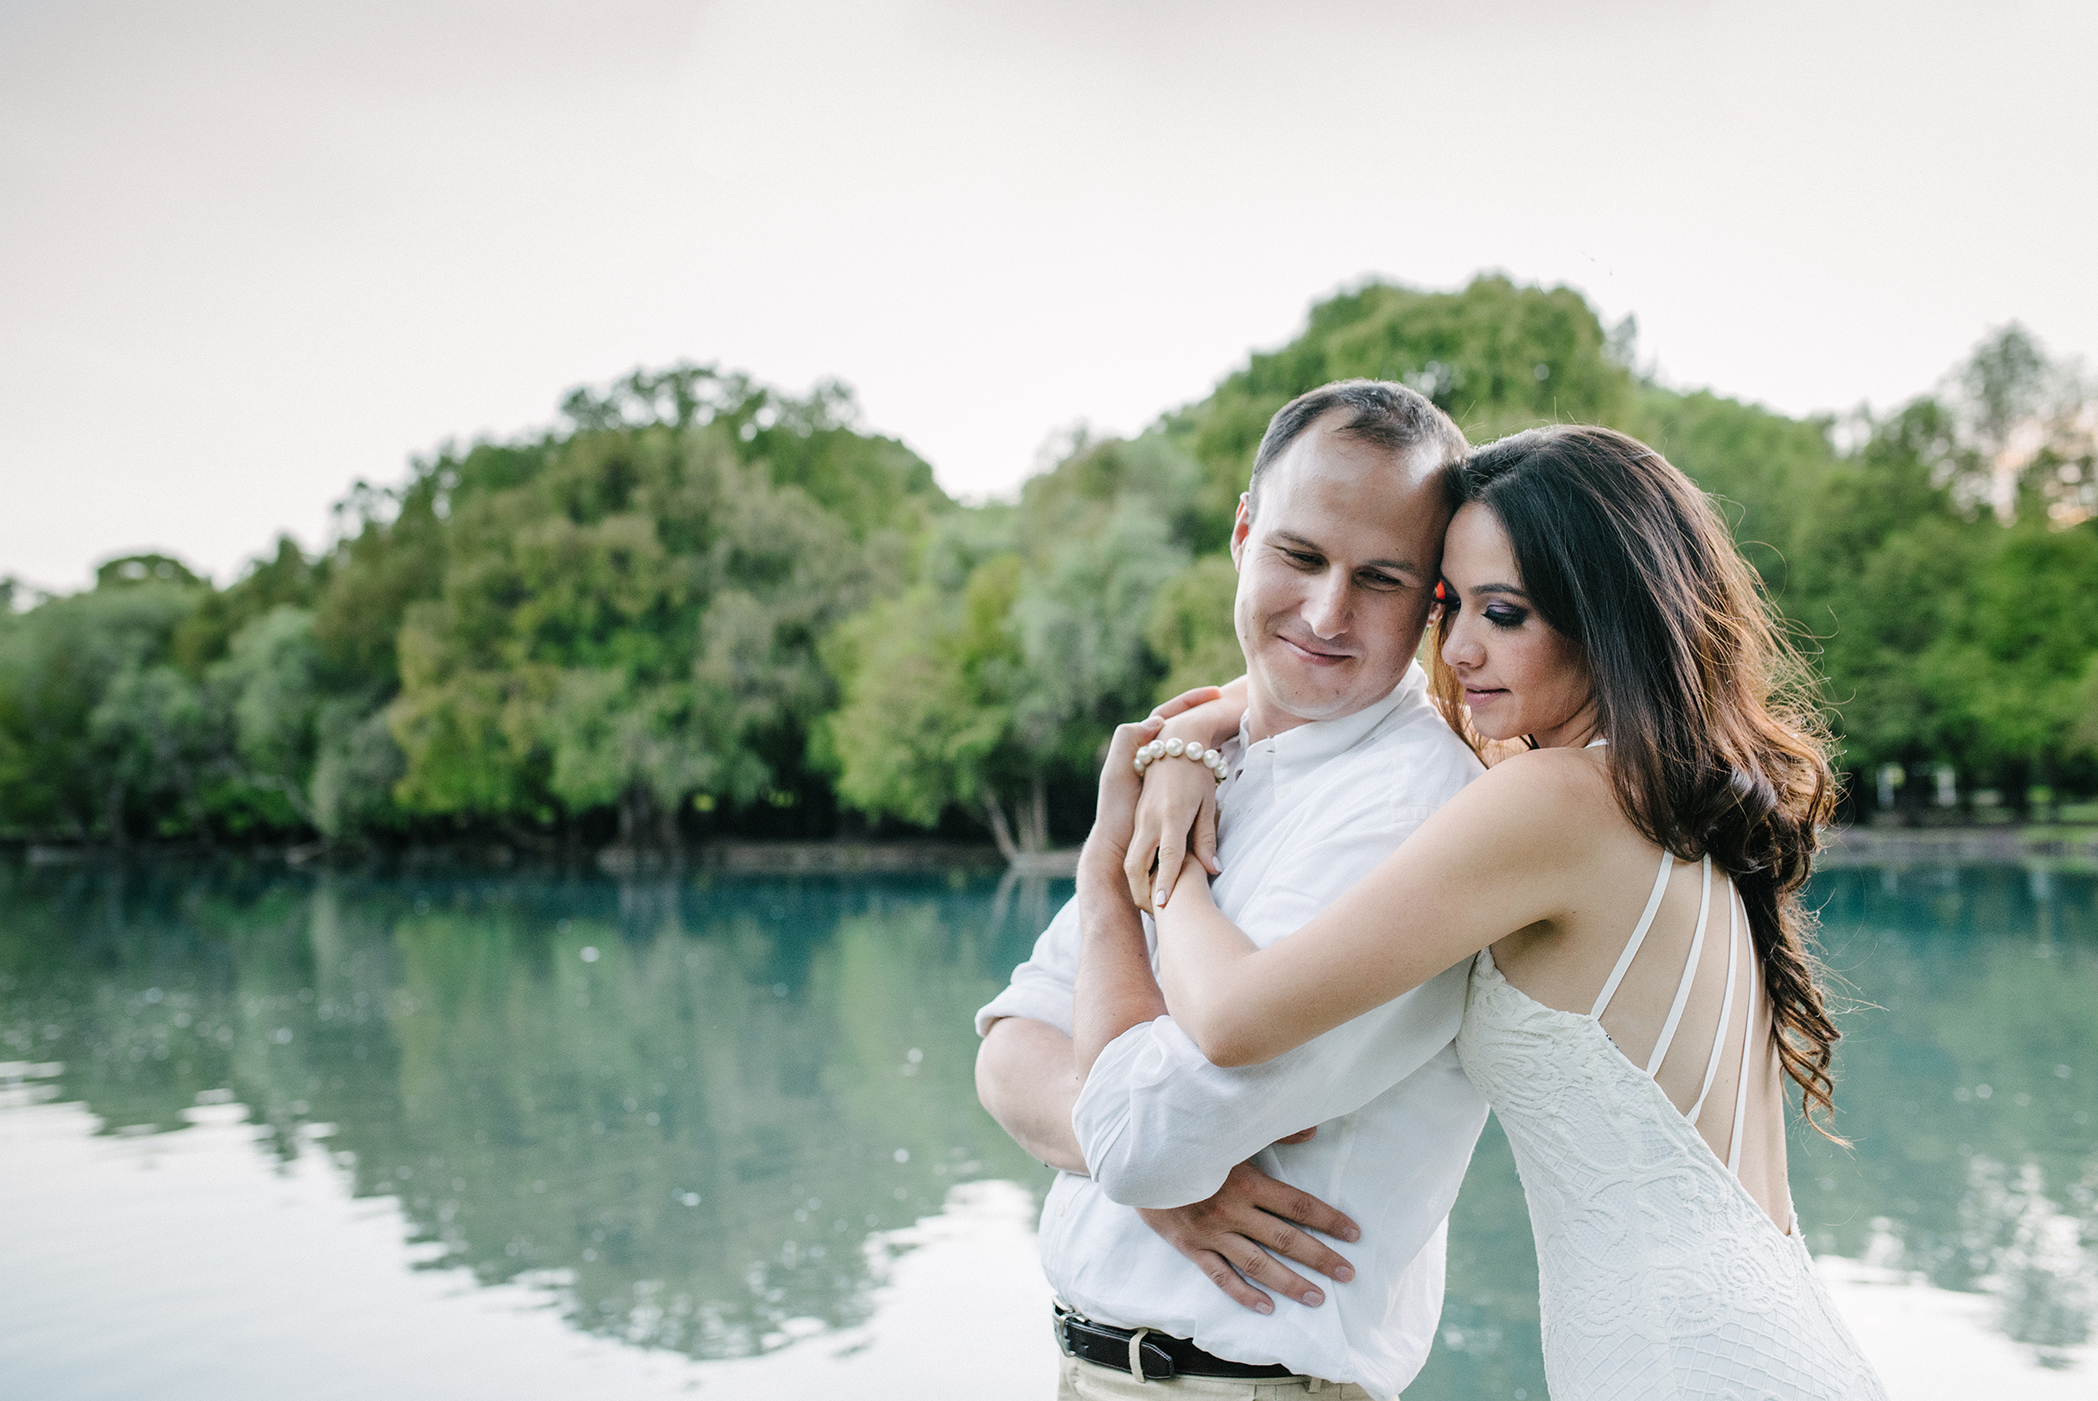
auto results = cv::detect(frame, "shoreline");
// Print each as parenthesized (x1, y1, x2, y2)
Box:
(7, 827, 2095, 877)
(1817, 823, 2098, 870)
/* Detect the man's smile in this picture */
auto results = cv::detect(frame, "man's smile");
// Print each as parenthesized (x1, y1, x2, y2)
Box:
(1276, 633, 1355, 666)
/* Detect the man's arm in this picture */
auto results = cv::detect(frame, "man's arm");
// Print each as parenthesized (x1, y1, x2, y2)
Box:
(971, 717, 1360, 1311)
(976, 1010, 1359, 1313)
(975, 1016, 1086, 1173)
(1073, 832, 1167, 1078)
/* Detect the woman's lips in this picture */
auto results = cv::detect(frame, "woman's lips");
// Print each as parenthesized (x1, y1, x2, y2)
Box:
(1464, 687, 1508, 704)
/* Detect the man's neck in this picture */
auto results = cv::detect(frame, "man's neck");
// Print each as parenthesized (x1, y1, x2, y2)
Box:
(1243, 672, 1412, 745)
(1241, 692, 1324, 745)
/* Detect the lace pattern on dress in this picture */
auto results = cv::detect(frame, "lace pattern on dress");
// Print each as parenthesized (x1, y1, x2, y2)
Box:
(1453, 849, 1890, 1401)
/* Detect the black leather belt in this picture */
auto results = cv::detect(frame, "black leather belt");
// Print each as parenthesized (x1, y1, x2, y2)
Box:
(1053, 1303, 1296, 1381)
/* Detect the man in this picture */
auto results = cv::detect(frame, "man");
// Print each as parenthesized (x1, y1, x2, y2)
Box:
(975, 380, 1490, 1399)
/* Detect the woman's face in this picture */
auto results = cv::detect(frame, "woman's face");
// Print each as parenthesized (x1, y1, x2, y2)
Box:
(1438, 502, 1597, 748)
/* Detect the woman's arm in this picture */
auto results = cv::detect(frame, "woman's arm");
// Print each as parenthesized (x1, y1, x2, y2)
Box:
(1152, 750, 1596, 1067)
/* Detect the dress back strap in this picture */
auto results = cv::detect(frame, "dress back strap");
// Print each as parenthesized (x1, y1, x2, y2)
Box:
(1591, 851, 1674, 1019)
(1643, 856, 1712, 1076)
(1687, 882, 1744, 1125)
(1726, 938, 1762, 1176)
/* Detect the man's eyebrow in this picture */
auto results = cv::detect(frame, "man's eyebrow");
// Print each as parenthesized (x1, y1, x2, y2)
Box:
(1270, 531, 1420, 574)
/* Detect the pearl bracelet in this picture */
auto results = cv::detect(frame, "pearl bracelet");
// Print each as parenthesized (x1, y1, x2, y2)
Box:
(1133, 736, 1228, 783)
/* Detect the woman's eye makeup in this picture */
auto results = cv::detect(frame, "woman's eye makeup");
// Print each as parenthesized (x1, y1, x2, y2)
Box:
(1483, 603, 1529, 629)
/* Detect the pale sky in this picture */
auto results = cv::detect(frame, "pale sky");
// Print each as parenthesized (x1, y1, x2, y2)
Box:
(3, 0, 2094, 593)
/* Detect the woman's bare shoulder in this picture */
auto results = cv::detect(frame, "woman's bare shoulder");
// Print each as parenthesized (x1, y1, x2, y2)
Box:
(1442, 745, 1622, 845)
(1471, 743, 1614, 797)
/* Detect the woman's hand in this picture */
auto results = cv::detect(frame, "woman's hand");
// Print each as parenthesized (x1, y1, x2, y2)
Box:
(1127, 757, 1220, 911)
(1084, 712, 1172, 871)
(1124, 680, 1247, 911)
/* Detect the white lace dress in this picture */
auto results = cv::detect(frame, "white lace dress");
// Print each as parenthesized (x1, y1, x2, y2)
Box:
(1453, 852, 1890, 1400)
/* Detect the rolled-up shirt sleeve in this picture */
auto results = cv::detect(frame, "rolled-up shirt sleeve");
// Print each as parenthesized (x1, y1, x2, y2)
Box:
(1073, 809, 1470, 1209)
(974, 895, 1082, 1038)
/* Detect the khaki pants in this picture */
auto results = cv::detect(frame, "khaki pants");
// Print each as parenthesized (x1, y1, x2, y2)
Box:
(1056, 1352, 1384, 1401)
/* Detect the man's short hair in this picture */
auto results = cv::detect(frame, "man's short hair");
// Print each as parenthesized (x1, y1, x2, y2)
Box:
(1247, 380, 1469, 515)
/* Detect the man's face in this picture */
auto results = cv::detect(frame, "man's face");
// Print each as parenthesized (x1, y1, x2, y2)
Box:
(1229, 416, 1451, 737)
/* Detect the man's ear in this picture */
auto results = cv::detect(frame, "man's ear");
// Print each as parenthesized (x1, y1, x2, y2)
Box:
(1229, 492, 1253, 570)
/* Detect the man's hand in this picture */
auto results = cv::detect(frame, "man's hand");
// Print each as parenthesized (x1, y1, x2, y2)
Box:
(1135, 1154, 1360, 1314)
(1084, 688, 1220, 872)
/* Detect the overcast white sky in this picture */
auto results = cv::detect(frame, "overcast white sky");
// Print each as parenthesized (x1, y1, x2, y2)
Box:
(3, 0, 2094, 593)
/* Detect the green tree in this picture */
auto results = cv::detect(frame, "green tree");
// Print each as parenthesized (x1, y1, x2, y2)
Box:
(826, 555, 1031, 851)
(1163, 274, 1640, 550)
(211, 605, 328, 828)
(387, 418, 912, 840)
(1145, 553, 1244, 703)
(0, 576, 204, 839)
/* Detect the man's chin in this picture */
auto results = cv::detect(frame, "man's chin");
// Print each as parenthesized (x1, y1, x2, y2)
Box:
(1254, 669, 1388, 726)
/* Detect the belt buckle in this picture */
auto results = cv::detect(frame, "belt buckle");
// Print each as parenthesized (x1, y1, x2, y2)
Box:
(1053, 1305, 1176, 1383)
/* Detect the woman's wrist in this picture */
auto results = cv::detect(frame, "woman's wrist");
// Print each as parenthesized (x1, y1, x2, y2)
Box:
(1158, 695, 1244, 750)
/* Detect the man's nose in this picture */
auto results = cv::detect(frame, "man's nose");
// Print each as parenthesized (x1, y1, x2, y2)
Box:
(1302, 570, 1350, 638)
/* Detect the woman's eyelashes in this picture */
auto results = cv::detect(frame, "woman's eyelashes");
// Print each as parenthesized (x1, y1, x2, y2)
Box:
(1483, 603, 1529, 630)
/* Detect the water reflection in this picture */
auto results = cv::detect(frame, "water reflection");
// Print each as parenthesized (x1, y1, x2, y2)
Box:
(0, 858, 2093, 1395)
(0, 860, 1055, 1362)
(1800, 866, 2096, 1356)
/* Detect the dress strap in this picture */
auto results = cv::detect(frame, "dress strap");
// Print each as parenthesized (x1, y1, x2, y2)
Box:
(1591, 851, 1674, 1019)
(1644, 856, 1711, 1076)
(1687, 882, 1743, 1124)
(1726, 932, 1761, 1176)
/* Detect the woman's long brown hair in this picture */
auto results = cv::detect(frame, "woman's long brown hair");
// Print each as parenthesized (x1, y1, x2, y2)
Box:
(1429, 425, 1846, 1137)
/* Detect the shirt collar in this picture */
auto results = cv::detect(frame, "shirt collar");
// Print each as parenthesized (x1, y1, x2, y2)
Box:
(1235, 662, 1426, 798)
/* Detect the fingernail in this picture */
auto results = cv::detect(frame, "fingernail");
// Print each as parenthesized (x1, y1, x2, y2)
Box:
(1333, 1265, 1354, 1283)
(1343, 1227, 1360, 1242)
(1255, 1298, 1273, 1314)
(1302, 1289, 1323, 1306)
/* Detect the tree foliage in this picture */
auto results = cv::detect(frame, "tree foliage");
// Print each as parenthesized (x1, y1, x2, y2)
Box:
(5, 293, 2096, 850)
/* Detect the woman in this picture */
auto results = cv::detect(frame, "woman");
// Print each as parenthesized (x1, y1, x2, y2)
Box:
(1089, 426, 1888, 1400)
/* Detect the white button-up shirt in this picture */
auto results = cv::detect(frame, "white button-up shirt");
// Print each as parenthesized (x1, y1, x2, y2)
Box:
(974, 664, 1488, 1398)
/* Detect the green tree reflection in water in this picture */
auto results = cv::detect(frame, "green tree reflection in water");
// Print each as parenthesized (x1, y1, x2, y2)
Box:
(0, 861, 1055, 1359)
(1, 860, 2094, 1390)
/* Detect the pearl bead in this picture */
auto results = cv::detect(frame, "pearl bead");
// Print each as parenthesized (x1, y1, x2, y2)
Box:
(1164, 738, 1185, 757)
(1187, 745, 1207, 763)
(1133, 756, 1147, 774)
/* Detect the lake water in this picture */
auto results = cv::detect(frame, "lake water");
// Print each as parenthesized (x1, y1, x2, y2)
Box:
(1, 857, 2092, 1399)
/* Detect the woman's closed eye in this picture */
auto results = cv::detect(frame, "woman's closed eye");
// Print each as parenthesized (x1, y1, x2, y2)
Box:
(1483, 603, 1529, 629)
